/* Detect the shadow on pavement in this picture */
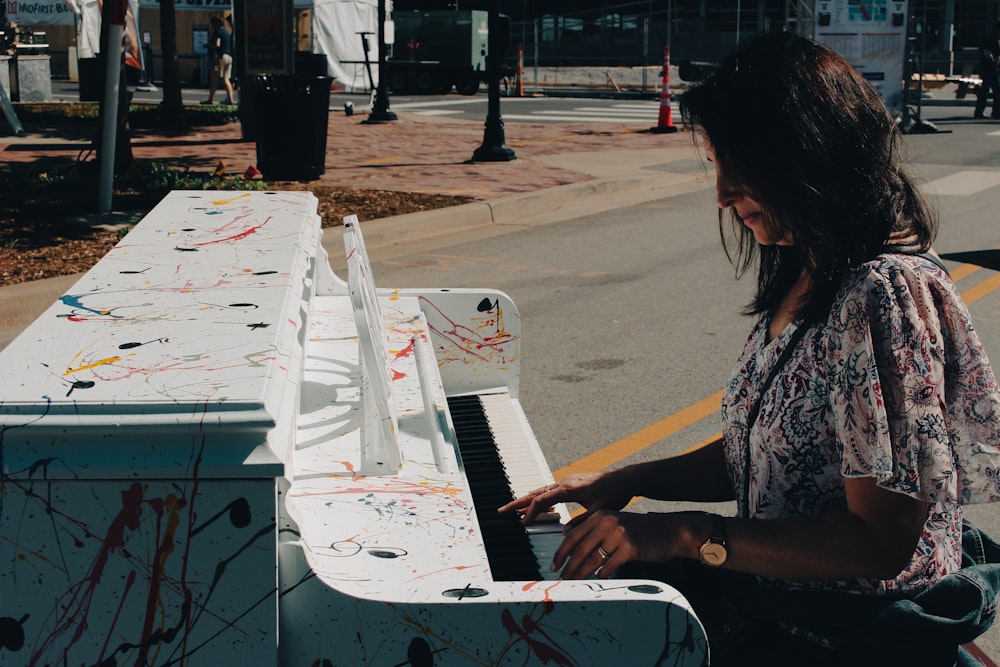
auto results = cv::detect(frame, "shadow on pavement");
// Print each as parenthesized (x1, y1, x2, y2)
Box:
(940, 249, 1000, 272)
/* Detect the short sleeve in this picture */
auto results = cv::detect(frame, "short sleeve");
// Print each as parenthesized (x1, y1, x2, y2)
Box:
(824, 256, 1000, 505)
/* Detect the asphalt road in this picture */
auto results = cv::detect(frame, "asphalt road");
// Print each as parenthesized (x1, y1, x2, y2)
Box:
(365, 101, 1000, 661)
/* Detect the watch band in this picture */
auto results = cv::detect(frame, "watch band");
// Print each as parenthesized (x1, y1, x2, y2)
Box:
(698, 513, 729, 567)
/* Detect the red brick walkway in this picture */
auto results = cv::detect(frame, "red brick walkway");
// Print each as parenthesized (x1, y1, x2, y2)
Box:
(0, 112, 691, 200)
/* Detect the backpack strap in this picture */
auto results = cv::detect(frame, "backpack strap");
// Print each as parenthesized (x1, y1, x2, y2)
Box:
(917, 251, 951, 277)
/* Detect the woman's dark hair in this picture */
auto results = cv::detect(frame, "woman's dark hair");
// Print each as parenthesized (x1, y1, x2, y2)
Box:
(679, 31, 936, 321)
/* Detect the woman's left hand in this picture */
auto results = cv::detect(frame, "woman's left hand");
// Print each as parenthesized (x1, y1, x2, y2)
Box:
(554, 510, 687, 580)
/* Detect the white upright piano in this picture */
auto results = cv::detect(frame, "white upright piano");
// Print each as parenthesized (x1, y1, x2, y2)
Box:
(0, 191, 707, 666)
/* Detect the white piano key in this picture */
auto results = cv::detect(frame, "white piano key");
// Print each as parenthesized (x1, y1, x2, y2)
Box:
(527, 523, 566, 580)
(479, 392, 557, 503)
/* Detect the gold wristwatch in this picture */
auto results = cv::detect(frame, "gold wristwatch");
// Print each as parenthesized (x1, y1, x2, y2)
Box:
(698, 513, 729, 567)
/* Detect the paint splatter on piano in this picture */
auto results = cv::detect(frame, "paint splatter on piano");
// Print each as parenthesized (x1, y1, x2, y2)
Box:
(0, 191, 707, 666)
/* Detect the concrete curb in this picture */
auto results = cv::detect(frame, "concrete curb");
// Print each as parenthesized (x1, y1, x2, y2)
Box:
(321, 168, 709, 268)
(0, 273, 80, 351)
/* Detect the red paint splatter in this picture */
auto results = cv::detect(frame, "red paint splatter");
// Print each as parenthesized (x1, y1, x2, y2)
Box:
(192, 217, 271, 246)
(394, 338, 416, 360)
(499, 608, 575, 666)
(30, 483, 145, 666)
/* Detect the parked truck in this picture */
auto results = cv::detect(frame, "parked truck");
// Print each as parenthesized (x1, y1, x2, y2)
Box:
(387, 10, 504, 95)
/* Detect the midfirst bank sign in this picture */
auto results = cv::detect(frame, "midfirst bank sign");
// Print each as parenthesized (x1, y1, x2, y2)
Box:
(4, 0, 231, 22)
(5, 0, 78, 25)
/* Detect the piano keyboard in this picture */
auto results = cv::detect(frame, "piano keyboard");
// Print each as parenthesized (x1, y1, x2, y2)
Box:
(448, 393, 566, 581)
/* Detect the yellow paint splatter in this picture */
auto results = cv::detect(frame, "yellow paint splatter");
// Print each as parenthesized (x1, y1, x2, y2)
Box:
(64, 356, 121, 375)
(211, 192, 252, 206)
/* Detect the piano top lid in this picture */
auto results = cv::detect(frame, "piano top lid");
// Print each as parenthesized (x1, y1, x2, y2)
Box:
(0, 191, 322, 476)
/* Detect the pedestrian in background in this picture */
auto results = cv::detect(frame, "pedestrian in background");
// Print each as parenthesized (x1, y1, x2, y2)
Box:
(204, 15, 234, 106)
(502, 31, 1000, 666)
(975, 19, 1000, 119)
(1, 22, 18, 55)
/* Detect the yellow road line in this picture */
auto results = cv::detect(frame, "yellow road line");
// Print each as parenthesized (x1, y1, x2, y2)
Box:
(553, 390, 723, 480)
(555, 259, 1000, 480)
(565, 432, 726, 518)
(961, 271, 1000, 305)
(949, 263, 979, 282)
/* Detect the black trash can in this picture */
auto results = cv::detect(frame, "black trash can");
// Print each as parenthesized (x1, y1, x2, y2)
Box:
(239, 74, 261, 141)
(78, 57, 102, 102)
(253, 74, 332, 181)
(295, 52, 329, 77)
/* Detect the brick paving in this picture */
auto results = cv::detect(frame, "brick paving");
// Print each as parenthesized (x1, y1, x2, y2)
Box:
(0, 109, 692, 200)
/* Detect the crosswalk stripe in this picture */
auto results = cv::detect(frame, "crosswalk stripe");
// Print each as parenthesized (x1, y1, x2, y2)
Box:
(610, 103, 663, 109)
(499, 113, 656, 123)
(922, 171, 1000, 196)
(390, 98, 486, 110)
(573, 106, 660, 115)
(402, 100, 675, 123)
(534, 109, 658, 118)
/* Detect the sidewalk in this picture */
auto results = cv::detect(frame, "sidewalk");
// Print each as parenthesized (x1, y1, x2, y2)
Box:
(0, 105, 708, 349)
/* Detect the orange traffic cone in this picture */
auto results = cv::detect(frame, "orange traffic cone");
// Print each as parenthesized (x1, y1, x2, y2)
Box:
(651, 46, 678, 134)
(516, 43, 524, 97)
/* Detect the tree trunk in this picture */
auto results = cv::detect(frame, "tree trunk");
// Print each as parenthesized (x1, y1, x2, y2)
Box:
(159, 0, 184, 124)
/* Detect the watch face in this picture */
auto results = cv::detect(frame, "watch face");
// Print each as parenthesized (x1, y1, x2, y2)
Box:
(700, 542, 728, 567)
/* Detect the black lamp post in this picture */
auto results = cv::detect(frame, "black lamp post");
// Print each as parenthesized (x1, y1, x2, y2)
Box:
(471, 0, 515, 162)
(364, 0, 396, 123)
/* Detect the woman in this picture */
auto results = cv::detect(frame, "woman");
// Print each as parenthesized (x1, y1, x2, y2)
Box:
(500, 32, 1000, 665)
(974, 20, 1000, 120)
(205, 15, 234, 106)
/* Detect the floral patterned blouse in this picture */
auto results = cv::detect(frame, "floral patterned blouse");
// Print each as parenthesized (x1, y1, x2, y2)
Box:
(721, 254, 1000, 596)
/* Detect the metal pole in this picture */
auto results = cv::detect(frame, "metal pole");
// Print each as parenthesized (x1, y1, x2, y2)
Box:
(533, 16, 539, 95)
(668, 0, 673, 49)
(901, 0, 943, 134)
(471, 0, 515, 162)
(916, 0, 927, 120)
(521, 0, 527, 64)
(642, 17, 648, 94)
(98, 23, 123, 214)
(364, 0, 396, 123)
(736, 0, 742, 47)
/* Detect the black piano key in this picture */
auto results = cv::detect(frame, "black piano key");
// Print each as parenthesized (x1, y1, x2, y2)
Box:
(448, 395, 544, 582)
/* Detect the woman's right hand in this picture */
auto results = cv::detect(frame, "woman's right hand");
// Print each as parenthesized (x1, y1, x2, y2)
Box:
(497, 470, 634, 525)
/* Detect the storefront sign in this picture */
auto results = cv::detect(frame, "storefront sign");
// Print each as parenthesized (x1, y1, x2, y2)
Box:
(5, 0, 78, 26)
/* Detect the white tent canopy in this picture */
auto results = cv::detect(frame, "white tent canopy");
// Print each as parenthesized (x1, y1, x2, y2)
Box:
(78, 0, 100, 58)
(311, 0, 380, 93)
(23, 0, 386, 91)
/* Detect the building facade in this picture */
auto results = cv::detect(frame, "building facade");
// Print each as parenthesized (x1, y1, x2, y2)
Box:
(12, 0, 1000, 84)
(392, 0, 1000, 79)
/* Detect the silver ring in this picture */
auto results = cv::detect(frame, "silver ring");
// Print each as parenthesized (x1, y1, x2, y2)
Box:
(597, 545, 610, 561)
(543, 485, 552, 493)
